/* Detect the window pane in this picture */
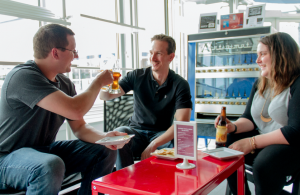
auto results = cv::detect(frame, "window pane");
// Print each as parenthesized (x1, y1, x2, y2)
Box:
(138, 0, 165, 68)
(66, 0, 117, 70)
(44, 0, 63, 19)
(122, 0, 132, 25)
(0, 65, 15, 90)
(182, 2, 229, 34)
(67, 0, 116, 21)
(122, 33, 134, 70)
(0, 15, 38, 62)
(13, 0, 37, 6)
(91, 69, 99, 77)
(173, 2, 230, 77)
(69, 68, 100, 94)
(80, 69, 91, 79)
(72, 68, 80, 79)
(265, 3, 300, 12)
(280, 22, 300, 46)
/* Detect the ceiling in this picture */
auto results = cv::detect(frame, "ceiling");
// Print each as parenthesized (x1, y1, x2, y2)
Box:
(254, 0, 300, 3)
(185, 0, 300, 4)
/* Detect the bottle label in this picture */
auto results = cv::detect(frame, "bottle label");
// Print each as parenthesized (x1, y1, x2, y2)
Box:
(216, 125, 227, 143)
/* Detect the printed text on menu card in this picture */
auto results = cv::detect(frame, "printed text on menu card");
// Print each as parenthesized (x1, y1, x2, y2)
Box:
(177, 125, 194, 158)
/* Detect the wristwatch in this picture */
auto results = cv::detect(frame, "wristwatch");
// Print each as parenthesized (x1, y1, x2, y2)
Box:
(230, 124, 237, 134)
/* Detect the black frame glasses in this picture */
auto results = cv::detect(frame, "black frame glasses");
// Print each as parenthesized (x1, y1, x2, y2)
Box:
(56, 47, 78, 56)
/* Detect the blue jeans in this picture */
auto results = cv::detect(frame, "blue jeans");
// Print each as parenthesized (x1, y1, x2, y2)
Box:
(114, 126, 174, 170)
(0, 139, 117, 195)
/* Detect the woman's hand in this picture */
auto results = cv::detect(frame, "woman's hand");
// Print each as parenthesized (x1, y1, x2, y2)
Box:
(228, 138, 252, 155)
(214, 115, 236, 133)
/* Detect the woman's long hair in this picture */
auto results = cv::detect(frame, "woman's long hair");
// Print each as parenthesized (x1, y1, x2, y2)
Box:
(257, 32, 300, 97)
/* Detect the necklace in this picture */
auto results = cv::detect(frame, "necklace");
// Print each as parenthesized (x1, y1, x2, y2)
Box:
(260, 92, 272, 122)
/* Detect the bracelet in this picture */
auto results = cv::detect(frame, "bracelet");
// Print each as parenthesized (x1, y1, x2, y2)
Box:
(229, 124, 237, 134)
(252, 137, 257, 149)
(250, 137, 257, 154)
(248, 138, 253, 154)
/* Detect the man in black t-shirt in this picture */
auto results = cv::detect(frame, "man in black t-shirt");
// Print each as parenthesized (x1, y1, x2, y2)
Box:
(0, 24, 127, 195)
(100, 34, 192, 170)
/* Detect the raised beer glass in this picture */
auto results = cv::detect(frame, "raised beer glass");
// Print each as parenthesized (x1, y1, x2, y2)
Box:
(109, 60, 121, 94)
(100, 60, 112, 92)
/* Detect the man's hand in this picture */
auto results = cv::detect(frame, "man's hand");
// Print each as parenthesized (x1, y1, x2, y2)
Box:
(97, 70, 113, 87)
(105, 131, 128, 150)
(228, 138, 252, 155)
(141, 141, 157, 160)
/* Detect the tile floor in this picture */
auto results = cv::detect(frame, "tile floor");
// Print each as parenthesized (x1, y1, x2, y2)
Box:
(208, 180, 255, 195)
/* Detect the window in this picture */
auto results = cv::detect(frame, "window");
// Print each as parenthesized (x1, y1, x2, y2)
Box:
(66, 0, 116, 22)
(171, 1, 230, 79)
(43, 0, 63, 19)
(0, 14, 38, 90)
(280, 22, 299, 46)
(0, 15, 38, 62)
(138, 0, 165, 69)
(12, 0, 37, 6)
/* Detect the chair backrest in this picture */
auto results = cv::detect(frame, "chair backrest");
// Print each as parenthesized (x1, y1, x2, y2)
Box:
(104, 94, 134, 132)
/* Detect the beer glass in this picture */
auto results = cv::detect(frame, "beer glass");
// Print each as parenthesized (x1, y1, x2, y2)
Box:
(109, 60, 121, 94)
(100, 60, 113, 92)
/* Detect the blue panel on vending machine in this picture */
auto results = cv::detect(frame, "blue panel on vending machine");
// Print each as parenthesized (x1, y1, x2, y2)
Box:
(226, 79, 239, 98)
(251, 53, 258, 64)
(245, 54, 252, 65)
(210, 55, 215, 67)
(233, 54, 241, 65)
(197, 56, 203, 67)
(215, 55, 224, 66)
(188, 42, 196, 121)
(223, 55, 228, 66)
(227, 55, 234, 66)
(202, 56, 211, 67)
(241, 54, 247, 65)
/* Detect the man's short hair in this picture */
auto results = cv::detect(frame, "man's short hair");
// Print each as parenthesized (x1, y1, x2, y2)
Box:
(33, 24, 75, 59)
(151, 34, 176, 54)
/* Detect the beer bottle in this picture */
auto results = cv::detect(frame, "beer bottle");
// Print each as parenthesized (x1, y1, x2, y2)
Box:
(216, 107, 227, 148)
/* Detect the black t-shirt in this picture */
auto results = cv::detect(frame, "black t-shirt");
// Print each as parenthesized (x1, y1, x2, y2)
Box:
(119, 67, 192, 131)
(0, 60, 76, 156)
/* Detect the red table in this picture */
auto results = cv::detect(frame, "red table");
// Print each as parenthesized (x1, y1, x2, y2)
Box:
(92, 150, 245, 195)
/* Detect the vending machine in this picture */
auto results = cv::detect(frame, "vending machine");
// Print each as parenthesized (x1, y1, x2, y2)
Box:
(187, 26, 274, 139)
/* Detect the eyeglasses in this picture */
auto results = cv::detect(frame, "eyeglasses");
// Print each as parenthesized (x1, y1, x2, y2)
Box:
(56, 47, 78, 56)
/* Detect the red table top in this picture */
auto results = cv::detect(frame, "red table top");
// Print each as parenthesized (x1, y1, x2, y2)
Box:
(92, 150, 244, 195)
